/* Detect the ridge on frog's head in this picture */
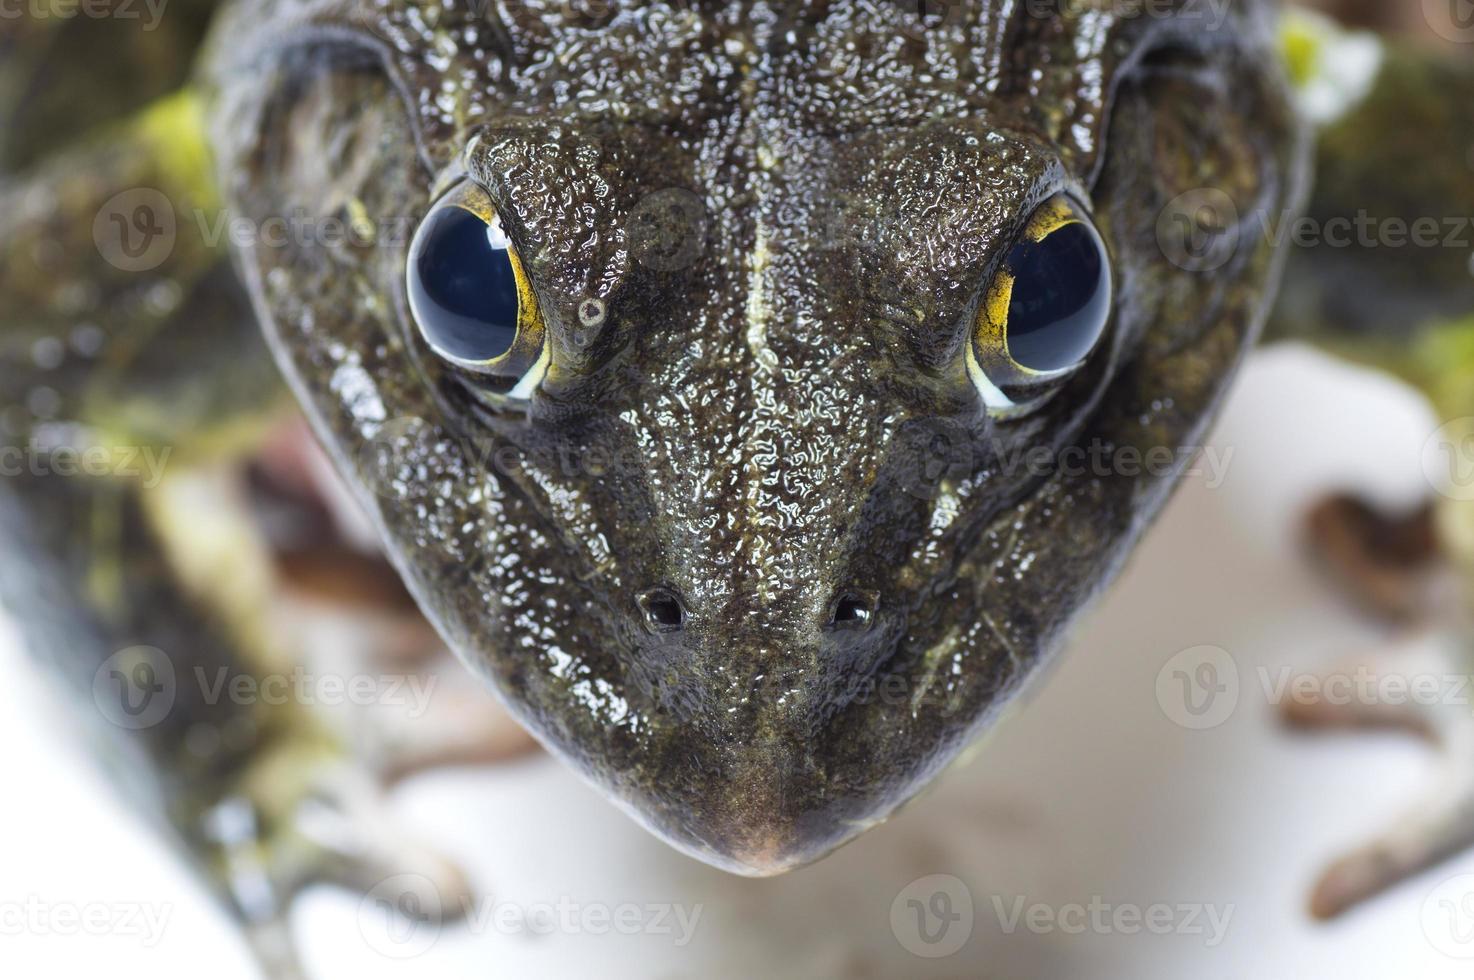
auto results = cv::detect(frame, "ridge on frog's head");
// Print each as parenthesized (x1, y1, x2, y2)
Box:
(205, 0, 1302, 872)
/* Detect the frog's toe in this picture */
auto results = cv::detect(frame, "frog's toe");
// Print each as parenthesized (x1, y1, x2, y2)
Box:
(1309, 794, 1474, 919)
(205, 761, 474, 966)
(251, 419, 542, 781)
(1303, 493, 1441, 623)
(1280, 628, 1474, 917)
(375, 687, 541, 783)
(1279, 630, 1452, 737)
(278, 768, 473, 902)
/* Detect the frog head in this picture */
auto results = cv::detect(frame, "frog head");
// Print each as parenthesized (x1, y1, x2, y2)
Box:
(208, 1, 1302, 873)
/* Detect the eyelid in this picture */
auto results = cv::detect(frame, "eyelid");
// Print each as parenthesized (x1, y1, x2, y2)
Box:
(1023, 195, 1081, 242)
(448, 179, 497, 224)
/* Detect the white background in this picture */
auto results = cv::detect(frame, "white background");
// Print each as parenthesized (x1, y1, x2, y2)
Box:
(2, 345, 1472, 978)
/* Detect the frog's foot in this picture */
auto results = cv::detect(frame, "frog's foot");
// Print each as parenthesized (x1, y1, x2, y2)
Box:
(1303, 493, 1441, 622)
(1279, 627, 1474, 918)
(204, 754, 473, 976)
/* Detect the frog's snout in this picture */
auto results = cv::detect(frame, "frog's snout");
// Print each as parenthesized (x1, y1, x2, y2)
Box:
(654, 723, 879, 877)
(607, 601, 915, 875)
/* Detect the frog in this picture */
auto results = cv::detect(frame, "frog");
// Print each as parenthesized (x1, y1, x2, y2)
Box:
(0, 0, 1471, 973)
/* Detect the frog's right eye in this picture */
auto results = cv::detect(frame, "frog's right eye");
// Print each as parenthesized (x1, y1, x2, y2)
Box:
(407, 181, 548, 395)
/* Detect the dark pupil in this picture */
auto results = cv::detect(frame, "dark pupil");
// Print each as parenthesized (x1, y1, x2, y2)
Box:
(408, 205, 519, 362)
(1004, 222, 1109, 373)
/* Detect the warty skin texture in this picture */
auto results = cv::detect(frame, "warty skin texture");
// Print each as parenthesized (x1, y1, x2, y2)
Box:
(202, 0, 1304, 872)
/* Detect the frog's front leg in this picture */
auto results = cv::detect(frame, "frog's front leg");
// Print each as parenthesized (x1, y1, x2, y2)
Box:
(0, 95, 473, 974)
(1268, 16, 1474, 917)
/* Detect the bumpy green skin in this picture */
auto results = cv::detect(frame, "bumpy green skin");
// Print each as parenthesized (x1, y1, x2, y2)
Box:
(201, 0, 1301, 872)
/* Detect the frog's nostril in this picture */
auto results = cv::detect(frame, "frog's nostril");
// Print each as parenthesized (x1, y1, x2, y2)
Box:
(826, 591, 877, 632)
(637, 587, 688, 634)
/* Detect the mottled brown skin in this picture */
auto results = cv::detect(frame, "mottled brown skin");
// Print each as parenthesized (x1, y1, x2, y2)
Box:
(202, 0, 1301, 872)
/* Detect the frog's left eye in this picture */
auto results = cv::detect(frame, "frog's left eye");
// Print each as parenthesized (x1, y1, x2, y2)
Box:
(967, 194, 1112, 417)
(407, 180, 548, 397)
